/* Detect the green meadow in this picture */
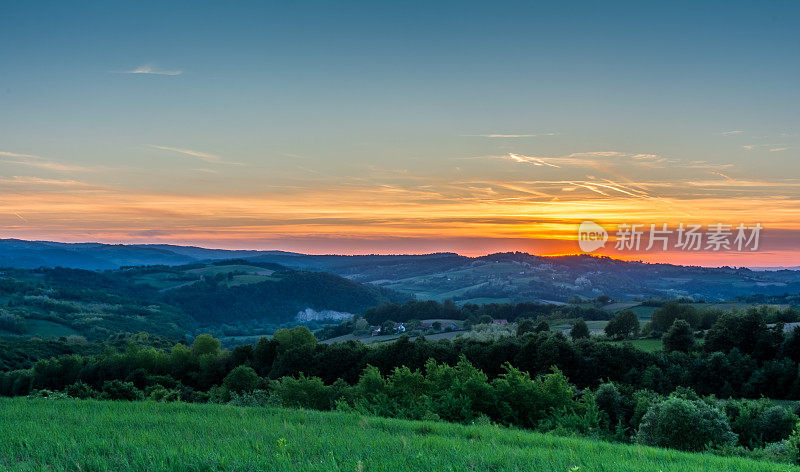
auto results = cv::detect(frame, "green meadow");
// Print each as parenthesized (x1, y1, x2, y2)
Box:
(1, 398, 795, 472)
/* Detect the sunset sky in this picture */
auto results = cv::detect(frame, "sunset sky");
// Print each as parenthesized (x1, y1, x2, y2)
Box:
(1, 2, 799, 266)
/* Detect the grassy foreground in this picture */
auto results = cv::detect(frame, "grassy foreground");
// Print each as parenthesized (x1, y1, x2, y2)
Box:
(1, 398, 796, 472)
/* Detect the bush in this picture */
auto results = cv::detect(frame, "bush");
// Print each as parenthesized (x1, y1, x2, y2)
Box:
(275, 374, 335, 410)
(228, 389, 276, 407)
(101, 380, 142, 401)
(725, 398, 797, 448)
(636, 395, 737, 451)
(147, 385, 182, 402)
(65, 381, 96, 399)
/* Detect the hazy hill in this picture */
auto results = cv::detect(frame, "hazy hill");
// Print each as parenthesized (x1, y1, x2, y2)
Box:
(252, 251, 800, 304)
(2, 240, 800, 303)
(0, 239, 298, 270)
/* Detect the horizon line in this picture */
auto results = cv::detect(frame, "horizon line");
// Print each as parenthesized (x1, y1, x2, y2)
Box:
(0, 236, 795, 270)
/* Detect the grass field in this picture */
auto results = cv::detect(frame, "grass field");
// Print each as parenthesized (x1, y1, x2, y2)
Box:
(1, 398, 796, 472)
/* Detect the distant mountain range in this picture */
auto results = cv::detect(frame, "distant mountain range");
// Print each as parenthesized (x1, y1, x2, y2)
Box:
(0, 239, 298, 270)
(1, 239, 800, 303)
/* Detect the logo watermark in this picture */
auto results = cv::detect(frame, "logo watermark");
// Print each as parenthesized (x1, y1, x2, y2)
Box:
(578, 221, 609, 253)
(577, 222, 762, 253)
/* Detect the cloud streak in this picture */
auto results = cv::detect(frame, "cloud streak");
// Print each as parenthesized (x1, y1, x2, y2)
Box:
(149, 145, 241, 165)
(507, 153, 561, 167)
(462, 133, 556, 138)
(121, 64, 182, 76)
(0, 151, 93, 172)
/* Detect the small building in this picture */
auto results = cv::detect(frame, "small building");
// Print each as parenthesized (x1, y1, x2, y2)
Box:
(492, 319, 508, 325)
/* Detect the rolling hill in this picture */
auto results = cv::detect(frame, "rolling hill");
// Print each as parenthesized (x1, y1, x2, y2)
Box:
(0, 261, 407, 342)
(2, 239, 800, 303)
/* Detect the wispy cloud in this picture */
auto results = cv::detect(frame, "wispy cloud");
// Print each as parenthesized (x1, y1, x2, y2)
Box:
(721, 130, 743, 136)
(743, 143, 789, 152)
(507, 153, 561, 167)
(0, 151, 37, 159)
(0, 176, 99, 188)
(462, 132, 556, 138)
(120, 64, 182, 76)
(0, 151, 92, 172)
(149, 145, 241, 165)
(709, 171, 734, 181)
(495, 151, 669, 169)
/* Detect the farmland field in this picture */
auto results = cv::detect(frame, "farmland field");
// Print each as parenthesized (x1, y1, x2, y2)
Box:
(0, 398, 795, 472)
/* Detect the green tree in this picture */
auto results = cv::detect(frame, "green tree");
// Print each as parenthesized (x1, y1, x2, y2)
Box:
(534, 321, 550, 333)
(252, 337, 278, 376)
(595, 382, 623, 429)
(381, 320, 395, 334)
(442, 299, 459, 318)
(651, 302, 699, 333)
(662, 319, 695, 353)
(273, 326, 318, 352)
(516, 318, 536, 336)
(192, 334, 221, 356)
(724, 398, 796, 449)
(604, 310, 639, 340)
(223, 365, 260, 393)
(570, 318, 590, 340)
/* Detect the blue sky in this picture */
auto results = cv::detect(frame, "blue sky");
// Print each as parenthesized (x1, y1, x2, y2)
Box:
(1, 1, 799, 265)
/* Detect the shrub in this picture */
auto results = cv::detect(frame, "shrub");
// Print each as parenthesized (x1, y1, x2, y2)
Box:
(101, 380, 142, 401)
(725, 398, 797, 448)
(147, 385, 182, 402)
(636, 395, 736, 451)
(65, 381, 96, 399)
(275, 374, 335, 410)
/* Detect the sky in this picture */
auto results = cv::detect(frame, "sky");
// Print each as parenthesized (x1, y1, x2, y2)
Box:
(1, 1, 799, 266)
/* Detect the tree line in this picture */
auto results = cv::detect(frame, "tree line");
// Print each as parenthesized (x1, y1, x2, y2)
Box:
(5, 305, 800, 463)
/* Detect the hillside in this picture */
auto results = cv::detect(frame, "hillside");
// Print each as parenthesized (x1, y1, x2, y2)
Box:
(257, 252, 800, 303)
(3, 240, 800, 303)
(0, 261, 406, 342)
(0, 239, 298, 270)
(1, 398, 793, 472)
